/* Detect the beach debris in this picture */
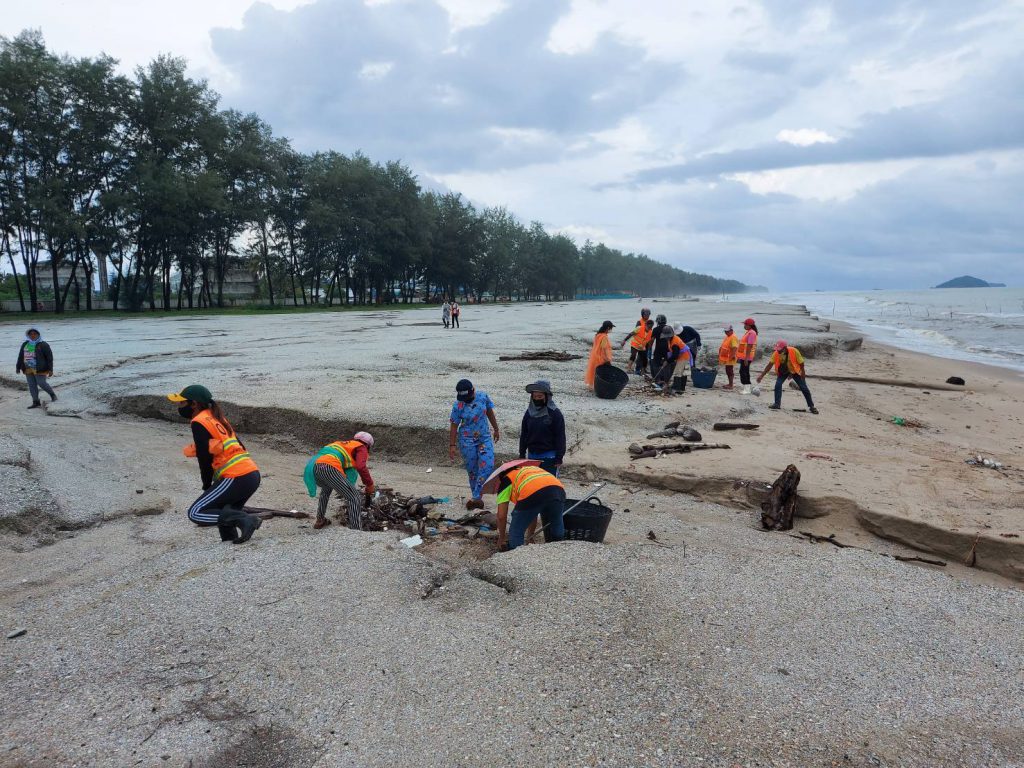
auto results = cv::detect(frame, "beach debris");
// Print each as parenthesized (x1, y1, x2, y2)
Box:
(647, 530, 658, 541)
(6, 628, 27, 640)
(760, 464, 800, 531)
(498, 350, 582, 362)
(426, 468, 432, 473)
(1000, 533, 1020, 538)
(946, 376, 966, 386)
(399, 535, 423, 548)
(628, 442, 730, 459)
(243, 506, 310, 520)
(891, 416, 925, 428)
(794, 532, 948, 567)
(797, 531, 851, 548)
(803, 453, 833, 461)
(966, 455, 1006, 470)
(646, 423, 703, 441)
(713, 423, 759, 431)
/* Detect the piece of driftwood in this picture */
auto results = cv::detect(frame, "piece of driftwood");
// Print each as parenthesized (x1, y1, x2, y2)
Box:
(244, 506, 311, 520)
(646, 426, 702, 441)
(629, 442, 730, 458)
(797, 530, 851, 548)
(498, 350, 581, 362)
(712, 423, 759, 431)
(760, 464, 800, 531)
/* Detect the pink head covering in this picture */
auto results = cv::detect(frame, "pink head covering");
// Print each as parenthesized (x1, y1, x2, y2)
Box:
(774, 340, 788, 352)
(354, 431, 374, 448)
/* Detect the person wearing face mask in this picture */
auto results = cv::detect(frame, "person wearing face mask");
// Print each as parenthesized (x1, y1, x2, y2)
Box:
(449, 379, 499, 510)
(518, 380, 566, 476)
(16, 327, 57, 409)
(167, 385, 262, 543)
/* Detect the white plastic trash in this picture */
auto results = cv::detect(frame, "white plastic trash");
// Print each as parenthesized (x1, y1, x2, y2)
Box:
(399, 534, 423, 548)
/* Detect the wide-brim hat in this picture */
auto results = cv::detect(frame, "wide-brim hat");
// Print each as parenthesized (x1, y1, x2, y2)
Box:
(525, 380, 553, 395)
(482, 459, 542, 495)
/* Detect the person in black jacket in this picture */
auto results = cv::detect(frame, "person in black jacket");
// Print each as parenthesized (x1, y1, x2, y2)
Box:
(680, 325, 702, 367)
(15, 327, 57, 409)
(518, 380, 566, 476)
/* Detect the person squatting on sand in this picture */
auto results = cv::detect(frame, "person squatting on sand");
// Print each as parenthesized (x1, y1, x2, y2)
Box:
(304, 432, 375, 530)
(738, 317, 759, 385)
(719, 324, 739, 389)
(585, 320, 615, 389)
(653, 325, 692, 396)
(168, 385, 262, 543)
(449, 379, 500, 510)
(519, 380, 566, 477)
(757, 340, 819, 414)
(16, 327, 57, 409)
(620, 307, 653, 375)
(488, 461, 566, 552)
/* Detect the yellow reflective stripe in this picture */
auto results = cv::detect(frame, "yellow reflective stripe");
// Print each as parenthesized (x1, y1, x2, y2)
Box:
(215, 452, 252, 479)
(512, 469, 547, 501)
(222, 437, 241, 451)
(328, 443, 354, 468)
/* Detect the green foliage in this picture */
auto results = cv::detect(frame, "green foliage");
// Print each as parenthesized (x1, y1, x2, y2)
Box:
(0, 31, 755, 314)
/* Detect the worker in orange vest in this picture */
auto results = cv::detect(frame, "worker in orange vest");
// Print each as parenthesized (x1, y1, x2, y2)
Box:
(620, 308, 653, 375)
(168, 384, 262, 543)
(493, 463, 566, 551)
(718, 324, 740, 389)
(304, 432, 376, 529)
(736, 318, 759, 385)
(653, 325, 691, 396)
(757, 340, 818, 414)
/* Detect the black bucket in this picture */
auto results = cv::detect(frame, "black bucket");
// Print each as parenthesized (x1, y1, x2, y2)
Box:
(562, 497, 613, 543)
(594, 364, 629, 400)
(672, 375, 687, 393)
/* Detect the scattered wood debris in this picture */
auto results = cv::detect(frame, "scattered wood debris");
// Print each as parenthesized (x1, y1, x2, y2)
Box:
(712, 423, 759, 431)
(628, 441, 730, 459)
(791, 530, 947, 568)
(646, 423, 702, 441)
(498, 350, 582, 362)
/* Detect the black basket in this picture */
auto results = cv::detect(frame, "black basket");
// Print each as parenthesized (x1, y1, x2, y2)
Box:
(691, 367, 717, 389)
(594, 364, 629, 400)
(562, 497, 613, 543)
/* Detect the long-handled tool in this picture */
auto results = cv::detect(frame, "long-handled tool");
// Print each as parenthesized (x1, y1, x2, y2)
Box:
(527, 482, 606, 543)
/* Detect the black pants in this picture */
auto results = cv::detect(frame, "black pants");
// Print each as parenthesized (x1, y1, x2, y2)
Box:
(775, 373, 814, 408)
(451, 314, 460, 328)
(187, 471, 261, 526)
(739, 361, 752, 385)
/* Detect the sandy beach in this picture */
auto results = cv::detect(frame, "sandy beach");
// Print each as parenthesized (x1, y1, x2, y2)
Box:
(1, 298, 1023, 767)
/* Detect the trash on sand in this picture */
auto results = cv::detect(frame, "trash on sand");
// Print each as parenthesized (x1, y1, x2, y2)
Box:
(426, 468, 433, 473)
(6, 628, 27, 639)
(804, 453, 833, 461)
(891, 416, 925, 428)
(751, 385, 761, 397)
(628, 442, 730, 458)
(946, 376, 966, 386)
(399, 535, 423, 548)
(966, 455, 1005, 470)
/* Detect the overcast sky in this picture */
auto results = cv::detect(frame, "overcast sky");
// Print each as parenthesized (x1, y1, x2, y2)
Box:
(5, 0, 1023, 290)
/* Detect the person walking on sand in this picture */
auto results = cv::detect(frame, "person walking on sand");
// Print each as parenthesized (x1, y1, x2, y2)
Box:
(518, 380, 566, 477)
(168, 385, 262, 543)
(450, 300, 461, 329)
(585, 321, 615, 389)
(304, 432, 375, 530)
(449, 379, 499, 509)
(718, 325, 739, 389)
(737, 318, 759, 385)
(757, 340, 818, 414)
(620, 307, 652, 375)
(16, 327, 57, 409)
(442, 300, 451, 329)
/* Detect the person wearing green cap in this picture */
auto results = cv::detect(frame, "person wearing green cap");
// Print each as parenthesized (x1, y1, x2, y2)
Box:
(168, 385, 263, 543)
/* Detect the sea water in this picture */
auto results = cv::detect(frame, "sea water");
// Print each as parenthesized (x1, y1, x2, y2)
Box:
(761, 287, 1024, 373)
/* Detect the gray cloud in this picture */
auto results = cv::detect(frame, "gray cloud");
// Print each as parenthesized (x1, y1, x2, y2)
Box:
(633, 58, 1024, 183)
(210, 0, 682, 170)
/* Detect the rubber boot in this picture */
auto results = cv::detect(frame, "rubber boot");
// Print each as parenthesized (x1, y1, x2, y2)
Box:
(217, 509, 240, 542)
(233, 511, 262, 544)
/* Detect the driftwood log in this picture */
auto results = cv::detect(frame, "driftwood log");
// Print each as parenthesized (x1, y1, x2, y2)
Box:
(498, 350, 582, 362)
(712, 423, 759, 431)
(760, 464, 801, 531)
(646, 426, 702, 441)
(629, 442, 730, 459)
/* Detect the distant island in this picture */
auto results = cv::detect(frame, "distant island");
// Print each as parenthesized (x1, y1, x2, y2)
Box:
(933, 275, 1007, 289)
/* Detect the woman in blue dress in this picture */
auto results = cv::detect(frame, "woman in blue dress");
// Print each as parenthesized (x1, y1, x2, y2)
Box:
(448, 378, 500, 510)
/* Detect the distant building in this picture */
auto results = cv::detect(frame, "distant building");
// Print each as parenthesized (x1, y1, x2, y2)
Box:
(169, 268, 258, 301)
(34, 261, 80, 295)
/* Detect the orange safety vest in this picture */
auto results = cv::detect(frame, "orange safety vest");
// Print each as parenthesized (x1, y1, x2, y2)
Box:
(718, 333, 739, 365)
(630, 318, 652, 350)
(506, 465, 563, 505)
(737, 329, 758, 362)
(189, 410, 259, 480)
(314, 439, 364, 472)
(668, 336, 691, 362)
(771, 347, 805, 376)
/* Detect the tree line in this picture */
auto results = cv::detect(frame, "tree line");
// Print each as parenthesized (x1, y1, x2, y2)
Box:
(0, 31, 755, 313)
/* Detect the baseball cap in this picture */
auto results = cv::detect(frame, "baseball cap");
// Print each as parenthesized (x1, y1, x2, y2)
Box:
(456, 379, 474, 402)
(774, 340, 788, 351)
(167, 384, 213, 404)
